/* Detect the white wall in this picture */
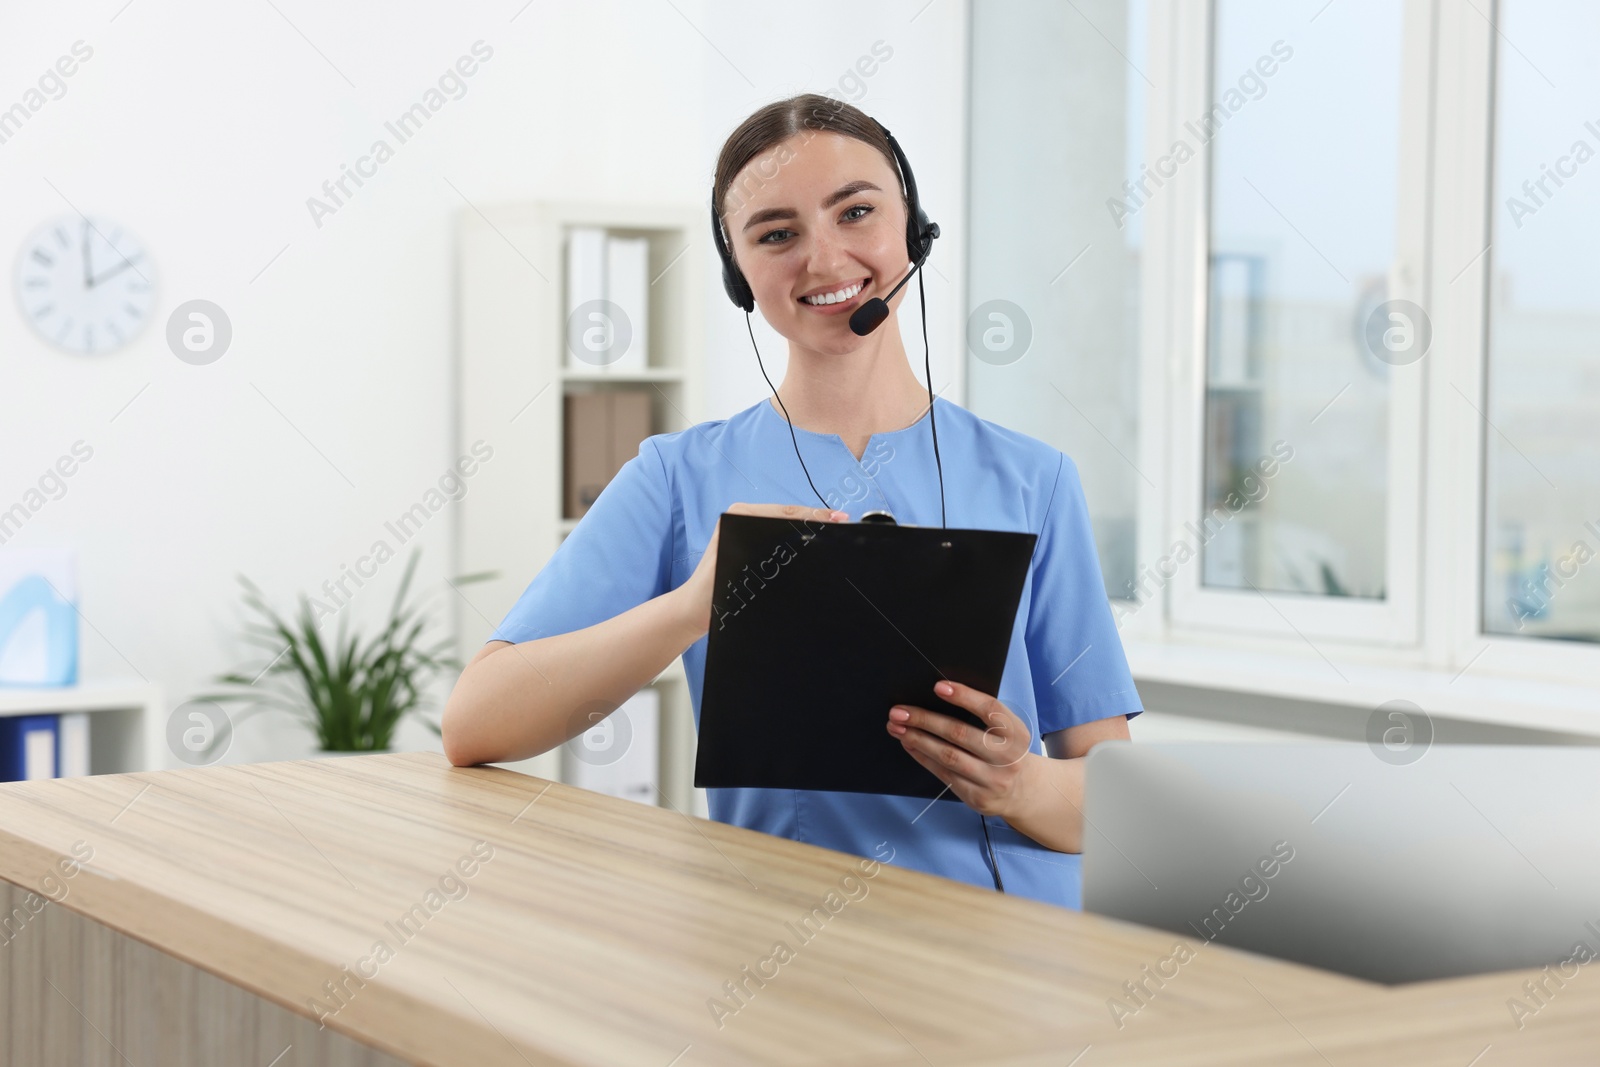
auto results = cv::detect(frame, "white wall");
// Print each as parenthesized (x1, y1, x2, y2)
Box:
(0, 0, 968, 766)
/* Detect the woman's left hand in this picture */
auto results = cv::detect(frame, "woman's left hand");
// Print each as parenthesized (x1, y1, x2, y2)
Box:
(887, 679, 1037, 818)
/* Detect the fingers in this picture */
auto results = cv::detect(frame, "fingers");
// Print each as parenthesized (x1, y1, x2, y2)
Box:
(888, 704, 984, 758)
(892, 699, 1021, 818)
(869, 677, 1034, 823)
(900, 744, 999, 818)
(893, 720, 993, 782)
(939, 680, 1032, 759)
(727, 502, 848, 523)
(932, 679, 1006, 725)
(706, 504, 843, 579)
(902, 745, 967, 796)
(889, 682, 1031, 769)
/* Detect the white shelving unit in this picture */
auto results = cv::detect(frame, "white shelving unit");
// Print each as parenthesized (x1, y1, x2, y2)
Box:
(0, 680, 163, 776)
(454, 201, 707, 817)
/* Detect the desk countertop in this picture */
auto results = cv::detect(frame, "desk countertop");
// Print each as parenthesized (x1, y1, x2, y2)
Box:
(1, 752, 1595, 1065)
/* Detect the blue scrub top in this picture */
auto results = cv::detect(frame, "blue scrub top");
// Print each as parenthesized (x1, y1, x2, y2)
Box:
(489, 395, 1143, 910)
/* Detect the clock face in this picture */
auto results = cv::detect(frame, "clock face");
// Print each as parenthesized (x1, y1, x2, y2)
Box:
(14, 215, 156, 355)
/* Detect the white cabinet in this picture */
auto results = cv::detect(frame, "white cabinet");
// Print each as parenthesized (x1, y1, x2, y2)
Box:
(455, 202, 706, 817)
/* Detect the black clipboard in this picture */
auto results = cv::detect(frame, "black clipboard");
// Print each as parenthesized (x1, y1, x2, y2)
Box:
(694, 512, 1038, 800)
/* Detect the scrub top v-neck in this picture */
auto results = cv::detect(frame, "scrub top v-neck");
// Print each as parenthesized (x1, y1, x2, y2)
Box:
(489, 394, 1143, 910)
(758, 394, 918, 514)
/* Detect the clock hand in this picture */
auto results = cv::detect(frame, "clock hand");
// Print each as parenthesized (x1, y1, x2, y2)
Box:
(82, 219, 93, 289)
(87, 253, 146, 289)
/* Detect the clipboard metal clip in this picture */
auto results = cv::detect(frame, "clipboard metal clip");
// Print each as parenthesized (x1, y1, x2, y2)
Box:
(859, 509, 953, 548)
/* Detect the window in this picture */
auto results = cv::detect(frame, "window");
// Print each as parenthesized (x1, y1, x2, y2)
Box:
(1165, 0, 1428, 645)
(964, 0, 1600, 689)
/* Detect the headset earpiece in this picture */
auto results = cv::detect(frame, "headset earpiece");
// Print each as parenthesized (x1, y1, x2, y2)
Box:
(711, 211, 755, 313)
(875, 121, 939, 267)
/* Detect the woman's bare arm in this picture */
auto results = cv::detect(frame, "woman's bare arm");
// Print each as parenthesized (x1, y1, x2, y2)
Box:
(442, 502, 845, 768)
(441, 584, 705, 767)
(1004, 714, 1132, 853)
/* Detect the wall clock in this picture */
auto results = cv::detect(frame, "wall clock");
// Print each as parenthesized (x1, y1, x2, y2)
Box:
(14, 215, 156, 355)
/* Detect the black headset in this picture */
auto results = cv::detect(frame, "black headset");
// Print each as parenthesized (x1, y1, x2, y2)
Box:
(711, 120, 940, 314)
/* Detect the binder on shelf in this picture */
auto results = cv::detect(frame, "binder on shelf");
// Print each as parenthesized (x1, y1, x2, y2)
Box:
(59, 711, 90, 778)
(563, 390, 653, 518)
(603, 234, 650, 372)
(562, 687, 659, 806)
(0, 713, 59, 781)
(565, 227, 608, 371)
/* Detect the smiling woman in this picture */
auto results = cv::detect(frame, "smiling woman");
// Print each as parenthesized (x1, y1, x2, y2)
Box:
(443, 94, 1143, 912)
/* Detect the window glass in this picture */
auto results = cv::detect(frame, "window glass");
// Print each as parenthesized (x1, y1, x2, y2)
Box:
(1482, 0, 1600, 642)
(1202, 0, 1403, 599)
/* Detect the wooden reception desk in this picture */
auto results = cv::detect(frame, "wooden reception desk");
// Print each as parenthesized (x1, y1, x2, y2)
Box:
(2, 752, 1597, 1065)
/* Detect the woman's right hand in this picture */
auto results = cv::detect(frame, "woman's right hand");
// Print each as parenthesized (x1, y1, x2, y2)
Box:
(675, 503, 849, 637)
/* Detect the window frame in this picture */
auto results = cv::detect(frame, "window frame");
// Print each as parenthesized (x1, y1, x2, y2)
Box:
(1427, 0, 1600, 687)
(1152, 0, 1430, 647)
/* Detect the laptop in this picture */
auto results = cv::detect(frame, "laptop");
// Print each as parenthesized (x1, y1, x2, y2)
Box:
(1082, 741, 1600, 983)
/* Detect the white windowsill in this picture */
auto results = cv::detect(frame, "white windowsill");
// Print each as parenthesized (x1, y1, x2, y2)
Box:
(1121, 638, 1600, 740)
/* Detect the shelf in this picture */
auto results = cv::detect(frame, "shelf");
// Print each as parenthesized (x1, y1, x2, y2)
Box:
(0, 680, 159, 716)
(0, 678, 162, 776)
(457, 200, 706, 817)
(560, 367, 684, 383)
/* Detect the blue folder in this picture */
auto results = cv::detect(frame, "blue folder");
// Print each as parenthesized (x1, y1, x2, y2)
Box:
(0, 714, 59, 781)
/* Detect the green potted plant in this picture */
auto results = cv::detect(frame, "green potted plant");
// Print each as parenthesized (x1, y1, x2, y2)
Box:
(197, 549, 489, 755)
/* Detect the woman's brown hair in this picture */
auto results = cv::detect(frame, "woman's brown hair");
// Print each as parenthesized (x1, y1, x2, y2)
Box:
(712, 93, 905, 228)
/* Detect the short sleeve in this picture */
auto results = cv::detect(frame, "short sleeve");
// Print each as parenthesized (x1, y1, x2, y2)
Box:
(1027, 451, 1144, 737)
(489, 437, 674, 645)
